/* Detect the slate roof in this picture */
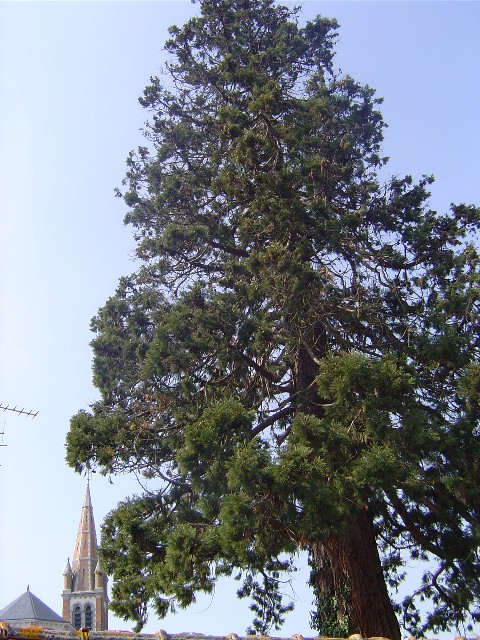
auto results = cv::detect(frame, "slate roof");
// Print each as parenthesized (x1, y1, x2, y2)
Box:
(0, 589, 65, 623)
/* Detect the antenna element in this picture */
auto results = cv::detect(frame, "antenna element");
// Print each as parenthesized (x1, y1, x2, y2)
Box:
(0, 404, 38, 418)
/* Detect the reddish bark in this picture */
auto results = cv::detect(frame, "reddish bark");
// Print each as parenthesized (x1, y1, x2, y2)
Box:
(311, 507, 401, 640)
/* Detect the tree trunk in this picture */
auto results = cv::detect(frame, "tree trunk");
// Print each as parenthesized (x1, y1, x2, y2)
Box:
(310, 507, 401, 640)
(296, 329, 400, 639)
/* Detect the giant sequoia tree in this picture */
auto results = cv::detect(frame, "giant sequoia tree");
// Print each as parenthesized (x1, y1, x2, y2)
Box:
(67, 1, 480, 637)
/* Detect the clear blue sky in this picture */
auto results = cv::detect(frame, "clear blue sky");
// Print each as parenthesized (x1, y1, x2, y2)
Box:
(0, 1, 479, 637)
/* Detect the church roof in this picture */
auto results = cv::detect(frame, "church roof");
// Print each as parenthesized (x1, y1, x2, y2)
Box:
(0, 589, 65, 624)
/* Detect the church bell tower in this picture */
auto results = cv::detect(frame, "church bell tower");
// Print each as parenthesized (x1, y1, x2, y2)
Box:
(62, 483, 108, 630)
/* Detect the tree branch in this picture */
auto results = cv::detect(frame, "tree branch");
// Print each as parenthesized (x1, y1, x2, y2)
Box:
(251, 406, 294, 437)
(387, 492, 444, 558)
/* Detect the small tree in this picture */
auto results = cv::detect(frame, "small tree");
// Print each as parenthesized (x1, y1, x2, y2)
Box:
(67, 0, 480, 636)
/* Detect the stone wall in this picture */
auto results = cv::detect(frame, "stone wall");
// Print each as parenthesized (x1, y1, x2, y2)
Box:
(2, 621, 477, 640)
(0, 622, 401, 640)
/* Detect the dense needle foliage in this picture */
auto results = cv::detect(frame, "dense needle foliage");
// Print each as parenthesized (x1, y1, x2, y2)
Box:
(67, 0, 480, 636)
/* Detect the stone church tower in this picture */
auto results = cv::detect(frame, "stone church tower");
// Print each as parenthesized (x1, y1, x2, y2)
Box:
(62, 483, 108, 630)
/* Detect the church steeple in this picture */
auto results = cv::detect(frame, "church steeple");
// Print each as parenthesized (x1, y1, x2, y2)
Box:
(72, 483, 98, 592)
(62, 483, 108, 630)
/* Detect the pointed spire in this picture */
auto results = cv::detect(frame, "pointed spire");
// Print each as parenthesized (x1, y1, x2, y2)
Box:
(63, 558, 73, 577)
(95, 558, 105, 589)
(71, 483, 99, 592)
(95, 559, 104, 575)
(63, 558, 73, 591)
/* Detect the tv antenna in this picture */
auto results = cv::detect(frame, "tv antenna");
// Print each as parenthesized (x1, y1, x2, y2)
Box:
(0, 404, 38, 463)
(0, 404, 38, 418)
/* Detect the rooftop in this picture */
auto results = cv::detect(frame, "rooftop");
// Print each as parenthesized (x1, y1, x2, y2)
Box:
(0, 589, 66, 624)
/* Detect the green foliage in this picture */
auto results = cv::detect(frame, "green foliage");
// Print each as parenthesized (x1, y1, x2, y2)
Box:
(67, 0, 480, 635)
(238, 565, 295, 634)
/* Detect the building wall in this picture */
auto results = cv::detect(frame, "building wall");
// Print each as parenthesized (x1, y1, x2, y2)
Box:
(0, 618, 73, 633)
